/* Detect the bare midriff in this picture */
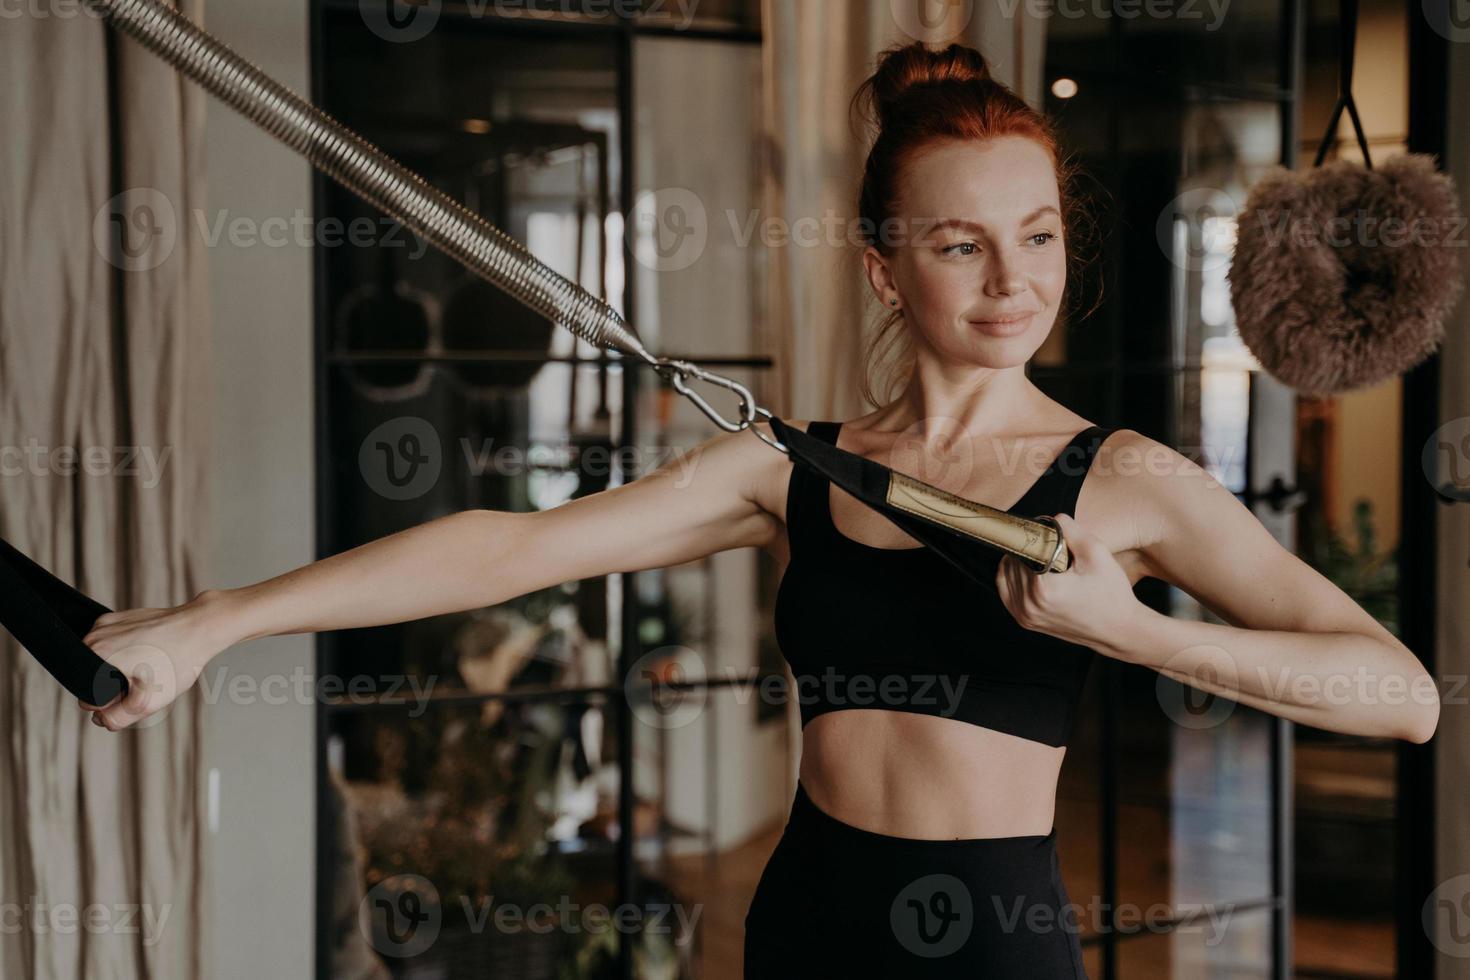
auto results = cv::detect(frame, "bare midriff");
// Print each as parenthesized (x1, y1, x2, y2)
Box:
(797, 709, 1065, 840)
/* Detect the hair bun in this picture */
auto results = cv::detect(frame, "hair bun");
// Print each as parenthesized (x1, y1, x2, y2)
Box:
(858, 42, 993, 130)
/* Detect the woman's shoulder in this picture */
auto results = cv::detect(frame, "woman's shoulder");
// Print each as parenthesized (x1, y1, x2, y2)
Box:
(1075, 425, 1215, 576)
(740, 415, 814, 489)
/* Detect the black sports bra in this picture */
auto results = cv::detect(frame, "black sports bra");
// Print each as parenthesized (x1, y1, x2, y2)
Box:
(773, 420, 1117, 749)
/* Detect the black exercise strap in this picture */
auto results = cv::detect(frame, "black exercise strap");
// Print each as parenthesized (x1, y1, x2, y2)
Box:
(768, 416, 1015, 593)
(0, 537, 129, 705)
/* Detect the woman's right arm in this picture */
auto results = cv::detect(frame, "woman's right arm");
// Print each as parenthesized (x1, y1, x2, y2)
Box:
(80, 421, 789, 728)
(218, 421, 785, 641)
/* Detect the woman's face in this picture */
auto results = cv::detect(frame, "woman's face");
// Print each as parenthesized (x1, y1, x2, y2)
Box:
(864, 135, 1066, 367)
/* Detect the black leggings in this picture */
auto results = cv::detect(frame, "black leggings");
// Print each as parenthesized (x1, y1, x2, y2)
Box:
(743, 781, 1088, 978)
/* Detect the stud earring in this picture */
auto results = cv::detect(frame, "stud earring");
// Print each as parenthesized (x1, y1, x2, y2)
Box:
(889, 297, 898, 307)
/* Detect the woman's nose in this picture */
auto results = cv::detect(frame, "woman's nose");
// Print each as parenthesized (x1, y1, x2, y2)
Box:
(984, 248, 1027, 296)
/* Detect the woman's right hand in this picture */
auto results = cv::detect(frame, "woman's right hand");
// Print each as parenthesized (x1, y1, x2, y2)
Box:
(79, 590, 238, 731)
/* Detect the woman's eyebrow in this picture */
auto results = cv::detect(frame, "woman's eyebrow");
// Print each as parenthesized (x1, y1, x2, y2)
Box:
(929, 205, 1060, 234)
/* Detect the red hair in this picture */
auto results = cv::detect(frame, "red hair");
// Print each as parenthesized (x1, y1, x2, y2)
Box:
(849, 42, 1103, 407)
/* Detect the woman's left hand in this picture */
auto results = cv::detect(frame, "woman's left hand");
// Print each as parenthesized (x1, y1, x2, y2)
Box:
(995, 513, 1144, 659)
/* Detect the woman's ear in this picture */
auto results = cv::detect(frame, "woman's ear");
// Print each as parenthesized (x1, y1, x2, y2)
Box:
(861, 245, 898, 308)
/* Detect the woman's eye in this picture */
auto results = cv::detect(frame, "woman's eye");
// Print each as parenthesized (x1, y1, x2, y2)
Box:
(944, 234, 1054, 256)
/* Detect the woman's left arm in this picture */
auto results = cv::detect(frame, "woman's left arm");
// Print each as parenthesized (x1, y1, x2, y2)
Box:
(1107, 432, 1438, 743)
(999, 430, 1440, 744)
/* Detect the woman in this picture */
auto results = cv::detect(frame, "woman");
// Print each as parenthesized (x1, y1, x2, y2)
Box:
(80, 41, 1438, 978)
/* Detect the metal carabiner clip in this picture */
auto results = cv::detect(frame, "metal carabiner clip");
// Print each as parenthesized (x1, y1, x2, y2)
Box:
(651, 358, 788, 453)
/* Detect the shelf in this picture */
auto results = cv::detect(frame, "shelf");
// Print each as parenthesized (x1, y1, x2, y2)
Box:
(323, 0, 762, 44)
(1040, 63, 1293, 104)
(326, 350, 774, 367)
(319, 673, 761, 715)
(545, 819, 705, 857)
(1028, 360, 1250, 375)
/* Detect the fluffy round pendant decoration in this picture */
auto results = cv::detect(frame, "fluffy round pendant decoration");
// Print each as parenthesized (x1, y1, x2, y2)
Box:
(1226, 0, 1465, 395)
(1229, 153, 1465, 395)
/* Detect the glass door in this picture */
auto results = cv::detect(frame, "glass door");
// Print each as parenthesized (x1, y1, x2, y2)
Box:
(310, 5, 769, 978)
(1039, 3, 1304, 976)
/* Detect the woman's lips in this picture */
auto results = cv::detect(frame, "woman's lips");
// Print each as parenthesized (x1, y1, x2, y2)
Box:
(970, 312, 1036, 336)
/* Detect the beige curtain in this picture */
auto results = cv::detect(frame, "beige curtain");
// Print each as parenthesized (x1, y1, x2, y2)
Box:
(0, 4, 212, 977)
(759, 0, 1049, 420)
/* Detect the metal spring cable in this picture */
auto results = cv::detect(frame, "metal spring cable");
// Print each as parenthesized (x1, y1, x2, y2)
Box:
(82, 0, 783, 450)
(83, 0, 649, 361)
